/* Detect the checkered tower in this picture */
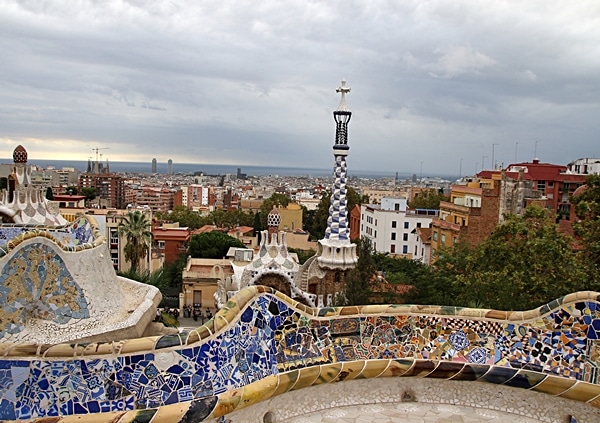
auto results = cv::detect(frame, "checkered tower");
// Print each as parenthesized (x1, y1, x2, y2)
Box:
(317, 80, 357, 270)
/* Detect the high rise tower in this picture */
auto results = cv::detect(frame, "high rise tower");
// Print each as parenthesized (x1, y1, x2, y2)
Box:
(167, 159, 173, 175)
(151, 158, 157, 173)
(316, 80, 358, 270)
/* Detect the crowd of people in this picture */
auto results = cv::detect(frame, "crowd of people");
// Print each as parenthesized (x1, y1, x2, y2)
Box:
(154, 306, 214, 324)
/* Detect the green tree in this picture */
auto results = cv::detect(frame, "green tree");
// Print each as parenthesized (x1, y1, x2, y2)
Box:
(65, 186, 78, 195)
(45, 187, 54, 201)
(309, 192, 331, 239)
(343, 237, 377, 306)
(453, 205, 596, 310)
(309, 186, 362, 240)
(288, 248, 316, 264)
(408, 189, 448, 209)
(259, 193, 291, 228)
(81, 187, 96, 203)
(118, 211, 153, 272)
(572, 174, 600, 278)
(188, 231, 245, 258)
(253, 211, 262, 236)
(170, 206, 204, 229)
(163, 253, 188, 287)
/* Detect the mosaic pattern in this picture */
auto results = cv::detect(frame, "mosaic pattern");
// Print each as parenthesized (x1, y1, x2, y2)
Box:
(325, 80, 352, 242)
(0, 242, 89, 340)
(0, 216, 98, 257)
(1, 287, 600, 422)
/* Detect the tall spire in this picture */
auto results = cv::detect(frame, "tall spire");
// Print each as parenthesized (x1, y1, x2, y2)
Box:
(326, 79, 352, 241)
(316, 80, 357, 270)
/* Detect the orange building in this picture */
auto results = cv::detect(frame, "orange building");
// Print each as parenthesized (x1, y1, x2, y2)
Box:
(430, 173, 541, 262)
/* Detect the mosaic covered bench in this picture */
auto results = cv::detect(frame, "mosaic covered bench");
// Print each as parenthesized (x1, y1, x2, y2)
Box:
(1, 286, 600, 422)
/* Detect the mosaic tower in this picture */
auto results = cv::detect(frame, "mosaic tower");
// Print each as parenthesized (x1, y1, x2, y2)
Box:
(317, 80, 358, 270)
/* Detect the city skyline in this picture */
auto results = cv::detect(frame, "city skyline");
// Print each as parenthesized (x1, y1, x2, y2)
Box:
(1, 1, 599, 176)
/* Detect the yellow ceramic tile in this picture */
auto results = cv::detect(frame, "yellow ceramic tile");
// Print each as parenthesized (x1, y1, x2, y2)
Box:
(211, 387, 243, 416)
(355, 359, 390, 379)
(315, 362, 344, 384)
(559, 381, 600, 402)
(119, 337, 155, 354)
(290, 365, 321, 391)
(272, 370, 299, 396)
(334, 360, 366, 382)
(531, 376, 576, 396)
(239, 374, 279, 409)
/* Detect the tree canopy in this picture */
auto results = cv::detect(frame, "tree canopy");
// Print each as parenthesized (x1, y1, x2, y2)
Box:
(306, 186, 363, 240)
(259, 193, 291, 229)
(452, 205, 597, 310)
(158, 206, 254, 230)
(407, 188, 448, 209)
(188, 231, 245, 258)
(342, 237, 378, 306)
(118, 210, 152, 272)
(571, 174, 600, 278)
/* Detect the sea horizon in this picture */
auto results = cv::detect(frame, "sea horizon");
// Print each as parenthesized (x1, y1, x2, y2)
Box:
(1, 158, 459, 181)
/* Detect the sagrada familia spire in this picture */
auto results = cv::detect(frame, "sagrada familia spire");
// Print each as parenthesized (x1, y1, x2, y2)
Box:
(317, 79, 358, 269)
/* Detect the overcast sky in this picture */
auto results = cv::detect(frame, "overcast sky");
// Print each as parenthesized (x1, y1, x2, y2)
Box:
(1, 1, 599, 177)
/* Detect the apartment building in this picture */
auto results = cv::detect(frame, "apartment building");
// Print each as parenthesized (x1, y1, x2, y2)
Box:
(478, 159, 586, 220)
(360, 197, 438, 258)
(152, 222, 191, 265)
(79, 173, 126, 209)
(134, 187, 175, 213)
(430, 173, 542, 262)
(567, 158, 600, 175)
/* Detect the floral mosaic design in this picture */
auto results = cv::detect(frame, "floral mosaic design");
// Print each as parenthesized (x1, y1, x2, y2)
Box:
(0, 288, 600, 421)
(0, 242, 89, 339)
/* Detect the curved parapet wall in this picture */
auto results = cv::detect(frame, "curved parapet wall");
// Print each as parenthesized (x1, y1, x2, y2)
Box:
(1, 287, 600, 421)
(0, 215, 103, 257)
(0, 214, 160, 344)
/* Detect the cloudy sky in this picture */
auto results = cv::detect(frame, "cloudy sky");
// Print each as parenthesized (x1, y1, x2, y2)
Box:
(1, 1, 599, 176)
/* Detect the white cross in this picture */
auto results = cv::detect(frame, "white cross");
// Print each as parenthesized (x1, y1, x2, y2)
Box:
(336, 79, 351, 110)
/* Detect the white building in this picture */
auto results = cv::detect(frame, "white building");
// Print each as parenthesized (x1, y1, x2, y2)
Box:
(567, 158, 600, 175)
(360, 197, 438, 259)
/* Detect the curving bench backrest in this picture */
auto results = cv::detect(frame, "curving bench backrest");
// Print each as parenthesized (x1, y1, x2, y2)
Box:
(0, 286, 599, 421)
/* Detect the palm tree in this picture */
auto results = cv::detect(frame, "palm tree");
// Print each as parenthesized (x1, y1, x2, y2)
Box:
(118, 210, 152, 273)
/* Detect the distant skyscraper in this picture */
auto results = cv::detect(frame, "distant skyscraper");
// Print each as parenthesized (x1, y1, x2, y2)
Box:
(151, 158, 157, 173)
(317, 79, 357, 270)
(167, 159, 173, 175)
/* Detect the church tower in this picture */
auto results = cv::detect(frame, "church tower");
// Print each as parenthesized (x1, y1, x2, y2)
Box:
(317, 79, 358, 270)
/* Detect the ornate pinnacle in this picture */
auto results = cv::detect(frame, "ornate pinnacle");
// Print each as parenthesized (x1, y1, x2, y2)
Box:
(336, 79, 351, 111)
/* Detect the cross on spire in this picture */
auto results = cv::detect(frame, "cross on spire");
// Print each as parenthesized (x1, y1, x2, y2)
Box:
(336, 79, 351, 111)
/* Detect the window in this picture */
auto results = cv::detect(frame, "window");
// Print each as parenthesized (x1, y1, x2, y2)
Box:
(402, 245, 408, 254)
(416, 222, 421, 228)
(390, 244, 396, 253)
(433, 231, 438, 241)
(391, 233, 396, 240)
(392, 221, 397, 228)
(441, 234, 446, 244)
(158, 241, 165, 249)
(403, 233, 408, 241)
(537, 180, 546, 193)
(404, 222, 409, 229)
